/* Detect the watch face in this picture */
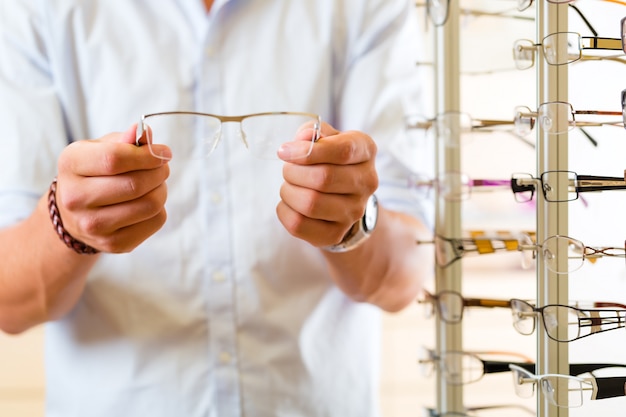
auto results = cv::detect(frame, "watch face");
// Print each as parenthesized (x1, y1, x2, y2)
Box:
(364, 195, 378, 232)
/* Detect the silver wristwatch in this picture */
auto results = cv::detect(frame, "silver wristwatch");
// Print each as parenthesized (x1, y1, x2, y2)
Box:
(323, 194, 378, 253)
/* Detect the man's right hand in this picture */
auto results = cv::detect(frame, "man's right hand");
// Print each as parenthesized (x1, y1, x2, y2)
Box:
(54, 124, 171, 253)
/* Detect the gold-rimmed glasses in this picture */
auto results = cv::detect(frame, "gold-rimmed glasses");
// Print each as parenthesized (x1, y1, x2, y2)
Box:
(136, 111, 322, 161)
(513, 102, 622, 136)
(510, 298, 626, 342)
(416, 233, 529, 268)
(517, 234, 626, 274)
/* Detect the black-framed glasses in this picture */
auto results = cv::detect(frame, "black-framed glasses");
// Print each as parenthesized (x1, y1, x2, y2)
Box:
(510, 298, 626, 342)
(408, 172, 516, 201)
(416, 234, 525, 268)
(514, 102, 623, 136)
(510, 364, 626, 407)
(511, 171, 626, 203)
(517, 234, 626, 274)
(136, 111, 321, 161)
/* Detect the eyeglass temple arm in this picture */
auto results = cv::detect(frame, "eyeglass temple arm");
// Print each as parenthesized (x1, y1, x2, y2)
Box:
(483, 360, 534, 374)
(575, 175, 626, 192)
(463, 298, 511, 309)
(570, 363, 626, 377)
(594, 376, 626, 400)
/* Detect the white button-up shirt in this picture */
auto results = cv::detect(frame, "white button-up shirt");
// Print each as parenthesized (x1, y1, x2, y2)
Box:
(0, 1, 427, 416)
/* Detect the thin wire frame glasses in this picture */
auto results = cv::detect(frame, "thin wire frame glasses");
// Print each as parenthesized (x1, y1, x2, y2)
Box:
(417, 346, 534, 385)
(513, 102, 623, 136)
(136, 111, 322, 161)
(423, 404, 535, 417)
(510, 298, 626, 342)
(517, 234, 626, 274)
(509, 364, 626, 407)
(416, 234, 527, 268)
(408, 172, 514, 201)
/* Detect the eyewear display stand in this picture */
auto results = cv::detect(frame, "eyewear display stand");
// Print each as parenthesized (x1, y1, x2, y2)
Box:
(432, 1, 464, 415)
(428, 2, 572, 417)
(534, 3, 569, 417)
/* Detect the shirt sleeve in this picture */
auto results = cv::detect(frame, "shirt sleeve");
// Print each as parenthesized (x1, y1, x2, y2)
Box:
(333, 0, 434, 229)
(0, 1, 69, 227)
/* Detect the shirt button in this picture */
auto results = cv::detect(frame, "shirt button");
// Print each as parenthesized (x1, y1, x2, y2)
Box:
(205, 46, 216, 57)
(211, 192, 223, 205)
(219, 351, 232, 364)
(212, 271, 226, 282)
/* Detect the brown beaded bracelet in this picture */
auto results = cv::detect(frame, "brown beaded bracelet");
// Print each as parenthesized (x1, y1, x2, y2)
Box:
(47, 178, 100, 255)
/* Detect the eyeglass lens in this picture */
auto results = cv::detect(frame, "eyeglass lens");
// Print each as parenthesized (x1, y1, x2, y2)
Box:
(141, 112, 320, 160)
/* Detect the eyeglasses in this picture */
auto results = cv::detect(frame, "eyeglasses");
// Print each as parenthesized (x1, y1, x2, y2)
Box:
(510, 298, 626, 342)
(517, 234, 626, 274)
(418, 346, 535, 385)
(514, 36, 626, 70)
(509, 364, 626, 407)
(423, 404, 535, 417)
(416, 233, 530, 268)
(521, 0, 626, 10)
(408, 172, 515, 201)
(136, 111, 321, 160)
(419, 346, 626, 385)
(405, 112, 521, 146)
(418, 288, 626, 323)
(514, 102, 623, 136)
(511, 170, 626, 203)
(417, 290, 513, 323)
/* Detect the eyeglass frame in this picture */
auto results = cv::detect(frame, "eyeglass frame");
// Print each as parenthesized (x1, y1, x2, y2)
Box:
(135, 110, 322, 159)
(513, 101, 623, 136)
(420, 345, 626, 385)
(509, 364, 626, 406)
(416, 234, 524, 268)
(408, 171, 515, 201)
(510, 298, 626, 342)
(517, 234, 626, 274)
(512, 170, 626, 203)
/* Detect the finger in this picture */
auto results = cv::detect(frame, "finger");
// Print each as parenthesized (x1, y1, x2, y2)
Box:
(63, 184, 168, 252)
(59, 164, 170, 209)
(279, 182, 362, 224)
(279, 128, 377, 166)
(282, 161, 377, 194)
(276, 200, 346, 247)
(59, 125, 172, 177)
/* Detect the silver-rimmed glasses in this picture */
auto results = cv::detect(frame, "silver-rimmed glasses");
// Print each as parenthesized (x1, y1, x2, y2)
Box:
(517, 234, 626, 274)
(136, 111, 322, 160)
(510, 298, 626, 342)
(509, 364, 626, 407)
(513, 102, 622, 136)
(418, 347, 534, 385)
(423, 404, 535, 417)
(511, 171, 626, 203)
(408, 172, 514, 201)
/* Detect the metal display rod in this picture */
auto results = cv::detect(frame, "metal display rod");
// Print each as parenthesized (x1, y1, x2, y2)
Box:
(432, 1, 463, 414)
(535, 2, 569, 417)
